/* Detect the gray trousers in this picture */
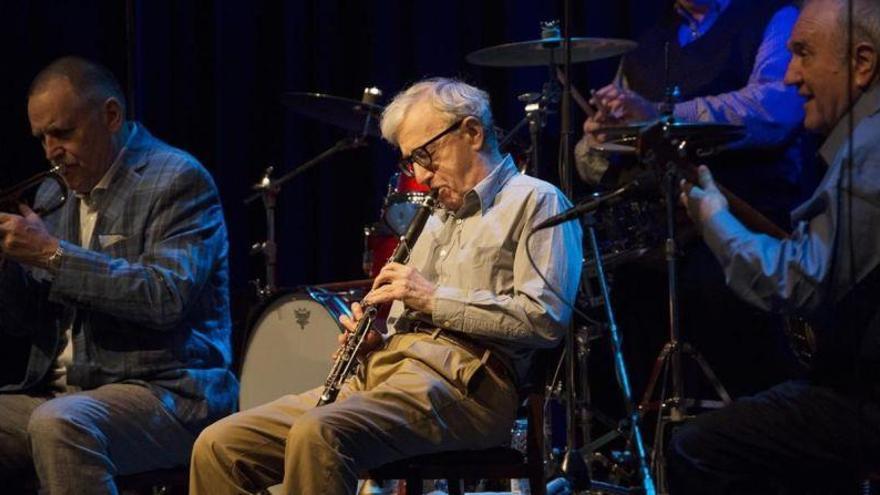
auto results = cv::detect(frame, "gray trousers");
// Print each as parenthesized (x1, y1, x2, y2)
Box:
(190, 332, 519, 495)
(0, 382, 195, 495)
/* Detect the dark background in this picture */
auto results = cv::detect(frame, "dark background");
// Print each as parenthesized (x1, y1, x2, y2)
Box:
(0, 0, 668, 298)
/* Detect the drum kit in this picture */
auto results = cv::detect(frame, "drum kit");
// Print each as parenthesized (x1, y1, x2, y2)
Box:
(236, 20, 748, 495)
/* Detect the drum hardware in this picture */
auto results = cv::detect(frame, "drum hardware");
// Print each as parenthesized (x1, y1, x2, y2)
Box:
(379, 173, 430, 236)
(586, 114, 782, 492)
(469, 19, 636, 180)
(245, 88, 384, 299)
(475, 21, 566, 179)
(597, 120, 746, 160)
(362, 173, 432, 278)
(247, 166, 279, 299)
(624, 117, 739, 493)
(482, 10, 648, 492)
(533, 205, 656, 494)
(503, 26, 566, 177)
(546, 90, 749, 495)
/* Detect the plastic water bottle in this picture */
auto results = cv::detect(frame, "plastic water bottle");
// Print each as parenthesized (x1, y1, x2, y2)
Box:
(510, 418, 531, 495)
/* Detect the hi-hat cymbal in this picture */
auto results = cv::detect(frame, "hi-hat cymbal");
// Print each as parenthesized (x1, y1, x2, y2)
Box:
(280, 92, 384, 137)
(466, 37, 637, 67)
(597, 119, 745, 144)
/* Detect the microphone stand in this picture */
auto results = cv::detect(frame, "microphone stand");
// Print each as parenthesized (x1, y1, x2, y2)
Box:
(583, 212, 656, 495)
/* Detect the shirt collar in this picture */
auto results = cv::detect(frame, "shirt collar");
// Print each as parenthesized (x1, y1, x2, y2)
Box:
(450, 154, 519, 219)
(820, 83, 880, 165)
(76, 122, 138, 206)
(676, 0, 729, 44)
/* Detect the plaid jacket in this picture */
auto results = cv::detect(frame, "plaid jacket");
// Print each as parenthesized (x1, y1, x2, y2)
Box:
(0, 124, 238, 433)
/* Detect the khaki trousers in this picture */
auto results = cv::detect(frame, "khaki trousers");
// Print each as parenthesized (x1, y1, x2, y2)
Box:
(190, 332, 519, 495)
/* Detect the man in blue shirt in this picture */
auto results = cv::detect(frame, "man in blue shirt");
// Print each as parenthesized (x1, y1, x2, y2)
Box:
(672, 0, 880, 491)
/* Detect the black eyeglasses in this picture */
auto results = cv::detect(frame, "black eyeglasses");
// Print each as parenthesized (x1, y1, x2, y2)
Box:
(397, 119, 465, 177)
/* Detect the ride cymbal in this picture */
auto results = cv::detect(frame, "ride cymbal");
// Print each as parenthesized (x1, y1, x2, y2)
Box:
(280, 92, 384, 137)
(466, 37, 637, 67)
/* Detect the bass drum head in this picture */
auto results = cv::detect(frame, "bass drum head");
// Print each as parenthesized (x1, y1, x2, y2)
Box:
(239, 290, 348, 410)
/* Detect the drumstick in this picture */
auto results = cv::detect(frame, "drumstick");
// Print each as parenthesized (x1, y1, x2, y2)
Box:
(556, 67, 596, 118)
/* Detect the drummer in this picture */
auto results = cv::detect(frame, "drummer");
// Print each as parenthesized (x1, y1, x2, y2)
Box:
(189, 77, 583, 495)
(577, 0, 821, 398)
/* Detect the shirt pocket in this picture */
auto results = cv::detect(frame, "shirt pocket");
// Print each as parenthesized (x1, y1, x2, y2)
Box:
(447, 241, 499, 288)
(102, 232, 143, 258)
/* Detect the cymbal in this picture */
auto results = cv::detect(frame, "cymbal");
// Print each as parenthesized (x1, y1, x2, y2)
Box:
(280, 92, 384, 137)
(466, 37, 637, 67)
(596, 120, 745, 143)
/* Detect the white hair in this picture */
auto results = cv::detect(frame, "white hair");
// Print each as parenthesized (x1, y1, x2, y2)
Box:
(380, 77, 498, 150)
(807, 0, 880, 69)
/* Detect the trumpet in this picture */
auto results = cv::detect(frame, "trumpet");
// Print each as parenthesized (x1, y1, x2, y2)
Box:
(0, 165, 70, 216)
(317, 188, 438, 406)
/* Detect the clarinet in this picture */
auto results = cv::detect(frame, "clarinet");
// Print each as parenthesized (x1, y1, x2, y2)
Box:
(317, 189, 438, 406)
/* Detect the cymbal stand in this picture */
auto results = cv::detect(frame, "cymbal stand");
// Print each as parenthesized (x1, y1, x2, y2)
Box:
(498, 67, 560, 178)
(552, 6, 594, 491)
(244, 136, 368, 300)
(248, 166, 279, 299)
(245, 87, 381, 300)
(636, 121, 732, 494)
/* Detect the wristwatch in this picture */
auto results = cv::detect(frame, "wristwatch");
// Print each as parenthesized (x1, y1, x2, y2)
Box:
(46, 244, 64, 273)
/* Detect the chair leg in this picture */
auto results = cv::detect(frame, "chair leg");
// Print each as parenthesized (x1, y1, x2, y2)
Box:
(405, 476, 422, 495)
(446, 478, 464, 495)
(529, 474, 546, 495)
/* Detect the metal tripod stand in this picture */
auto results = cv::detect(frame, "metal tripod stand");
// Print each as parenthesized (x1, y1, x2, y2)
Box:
(634, 120, 732, 493)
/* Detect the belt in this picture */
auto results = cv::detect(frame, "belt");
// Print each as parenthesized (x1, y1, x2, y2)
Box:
(409, 323, 514, 384)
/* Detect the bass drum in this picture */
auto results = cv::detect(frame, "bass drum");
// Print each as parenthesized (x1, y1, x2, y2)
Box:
(238, 285, 365, 410)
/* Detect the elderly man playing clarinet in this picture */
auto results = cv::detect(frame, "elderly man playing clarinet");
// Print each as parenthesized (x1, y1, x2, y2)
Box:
(189, 77, 583, 495)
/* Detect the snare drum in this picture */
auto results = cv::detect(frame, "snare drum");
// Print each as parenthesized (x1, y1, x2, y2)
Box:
(238, 286, 363, 410)
(362, 173, 431, 277)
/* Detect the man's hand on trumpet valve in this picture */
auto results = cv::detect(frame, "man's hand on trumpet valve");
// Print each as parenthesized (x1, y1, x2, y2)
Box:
(0, 203, 59, 269)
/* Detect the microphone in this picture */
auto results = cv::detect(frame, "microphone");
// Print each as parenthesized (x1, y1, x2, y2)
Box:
(533, 173, 655, 231)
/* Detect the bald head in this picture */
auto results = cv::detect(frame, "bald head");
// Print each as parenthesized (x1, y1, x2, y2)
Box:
(29, 56, 127, 116)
